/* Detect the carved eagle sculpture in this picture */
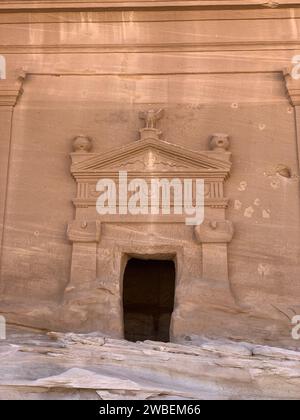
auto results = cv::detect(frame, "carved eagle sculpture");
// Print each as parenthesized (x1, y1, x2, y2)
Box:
(139, 109, 164, 129)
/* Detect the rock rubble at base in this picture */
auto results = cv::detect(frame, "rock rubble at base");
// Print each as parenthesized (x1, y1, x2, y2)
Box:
(0, 328, 300, 400)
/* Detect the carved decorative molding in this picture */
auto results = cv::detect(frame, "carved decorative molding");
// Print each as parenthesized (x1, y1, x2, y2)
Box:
(0, 84, 22, 107)
(2, 42, 300, 55)
(0, 73, 26, 107)
(283, 69, 300, 107)
(0, 1, 296, 12)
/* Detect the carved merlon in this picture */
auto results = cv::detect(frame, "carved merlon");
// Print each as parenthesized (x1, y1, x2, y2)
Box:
(194, 220, 234, 244)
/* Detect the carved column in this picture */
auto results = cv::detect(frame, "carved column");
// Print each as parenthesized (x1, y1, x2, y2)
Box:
(65, 136, 101, 306)
(65, 220, 101, 301)
(0, 78, 24, 263)
(195, 220, 234, 282)
(284, 69, 300, 171)
(194, 133, 235, 305)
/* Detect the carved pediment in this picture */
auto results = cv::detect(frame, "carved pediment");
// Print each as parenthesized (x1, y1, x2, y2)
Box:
(71, 136, 231, 180)
(69, 116, 232, 210)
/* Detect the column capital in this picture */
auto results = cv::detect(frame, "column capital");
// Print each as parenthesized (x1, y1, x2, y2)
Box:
(194, 219, 234, 244)
(283, 68, 300, 107)
(67, 220, 101, 243)
(0, 85, 21, 107)
(0, 70, 26, 107)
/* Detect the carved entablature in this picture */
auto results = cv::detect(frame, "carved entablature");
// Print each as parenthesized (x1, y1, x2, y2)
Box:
(69, 126, 232, 214)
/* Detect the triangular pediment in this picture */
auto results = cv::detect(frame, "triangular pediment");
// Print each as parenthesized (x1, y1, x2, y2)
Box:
(71, 138, 231, 176)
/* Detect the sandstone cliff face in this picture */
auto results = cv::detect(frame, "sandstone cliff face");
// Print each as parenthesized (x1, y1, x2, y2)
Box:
(0, 328, 300, 400)
(0, 1, 300, 348)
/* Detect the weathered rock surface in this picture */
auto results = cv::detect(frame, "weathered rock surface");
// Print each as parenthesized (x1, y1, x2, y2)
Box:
(0, 328, 300, 400)
(1, 3, 300, 347)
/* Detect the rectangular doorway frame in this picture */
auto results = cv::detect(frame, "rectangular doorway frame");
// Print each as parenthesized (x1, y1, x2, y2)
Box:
(118, 245, 184, 341)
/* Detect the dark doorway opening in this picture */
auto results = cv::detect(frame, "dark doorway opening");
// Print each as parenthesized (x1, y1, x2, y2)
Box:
(123, 258, 176, 343)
